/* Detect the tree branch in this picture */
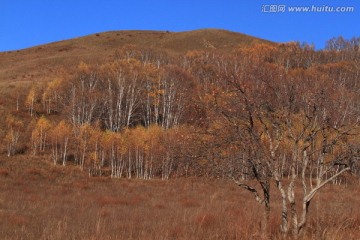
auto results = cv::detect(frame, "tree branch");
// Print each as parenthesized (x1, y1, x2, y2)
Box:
(233, 178, 263, 205)
(305, 167, 350, 203)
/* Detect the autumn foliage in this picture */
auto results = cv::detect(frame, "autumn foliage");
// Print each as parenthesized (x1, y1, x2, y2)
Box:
(2, 36, 360, 237)
(4, 39, 359, 180)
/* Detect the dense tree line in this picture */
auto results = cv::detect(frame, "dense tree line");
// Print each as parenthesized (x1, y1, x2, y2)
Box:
(6, 39, 360, 177)
(4, 37, 360, 237)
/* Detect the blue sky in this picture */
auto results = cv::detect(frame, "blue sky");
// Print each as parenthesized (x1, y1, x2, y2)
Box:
(1, 0, 360, 51)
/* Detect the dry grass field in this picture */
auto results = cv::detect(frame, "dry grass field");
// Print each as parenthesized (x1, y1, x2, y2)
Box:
(0, 156, 359, 240)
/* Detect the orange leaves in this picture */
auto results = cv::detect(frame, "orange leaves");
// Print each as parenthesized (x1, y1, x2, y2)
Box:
(57, 121, 190, 177)
(235, 43, 278, 66)
(101, 130, 118, 151)
(6, 115, 24, 130)
(78, 62, 91, 75)
(185, 50, 206, 60)
(78, 123, 94, 144)
(115, 44, 141, 61)
(31, 116, 52, 155)
(42, 77, 64, 114)
(36, 116, 52, 130)
(123, 125, 164, 155)
(25, 86, 40, 116)
(49, 120, 72, 164)
(51, 120, 71, 141)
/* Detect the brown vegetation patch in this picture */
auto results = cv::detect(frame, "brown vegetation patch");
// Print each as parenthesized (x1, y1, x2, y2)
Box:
(179, 197, 201, 208)
(25, 168, 42, 175)
(8, 213, 30, 226)
(0, 168, 9, 177)
(194, 213, 217, 229)
(74, 180, 90, 190)
(0, 157, 359, 240)
(96, 195, 143, 207)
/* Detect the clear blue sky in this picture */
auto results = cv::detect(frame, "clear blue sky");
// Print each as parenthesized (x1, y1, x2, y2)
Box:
(1, 0, 360, 51)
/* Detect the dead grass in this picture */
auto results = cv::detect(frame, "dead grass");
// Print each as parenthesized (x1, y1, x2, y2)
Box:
(0, 156, 359, 240)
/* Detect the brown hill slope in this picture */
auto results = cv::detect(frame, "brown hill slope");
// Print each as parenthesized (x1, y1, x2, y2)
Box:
(0, 29, 272, 84)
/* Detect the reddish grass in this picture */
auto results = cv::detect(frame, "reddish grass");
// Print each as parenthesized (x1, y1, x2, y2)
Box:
(179, 197, 201, 208)
(8, 214, 30, 227)
(96, 195, 143, 207)
(194, 212, 217, 229)
(25, 168, 42, 176)
(0, 168, 9, 177)
(0, 156, 359, 239)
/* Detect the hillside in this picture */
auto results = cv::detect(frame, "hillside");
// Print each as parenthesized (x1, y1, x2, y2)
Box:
(1, 29, 360, 239)
(0, 29, 271, 84)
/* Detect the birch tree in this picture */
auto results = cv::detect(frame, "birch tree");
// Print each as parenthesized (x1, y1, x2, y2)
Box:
(50, 121, 72, 165)
(42, 78, 63, 114)
(25, 87, 39, 117)
(4, 115, 23, 157)
(31, 116, 51, 155)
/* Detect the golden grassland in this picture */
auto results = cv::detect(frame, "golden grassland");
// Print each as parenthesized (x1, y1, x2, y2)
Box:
(0, 155, 359, 240)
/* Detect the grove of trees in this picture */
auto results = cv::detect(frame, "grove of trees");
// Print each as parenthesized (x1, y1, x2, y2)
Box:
(3, 37, 360, 237)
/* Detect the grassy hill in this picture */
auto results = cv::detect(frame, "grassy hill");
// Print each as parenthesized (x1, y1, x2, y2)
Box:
(1, 29, 360, 240)
(0, 28, 273, 157)
(0, 29, 272, 84)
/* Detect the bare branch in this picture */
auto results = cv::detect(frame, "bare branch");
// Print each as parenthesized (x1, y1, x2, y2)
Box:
(305, 167, 350, 203)
(233, 178, 263, 205)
